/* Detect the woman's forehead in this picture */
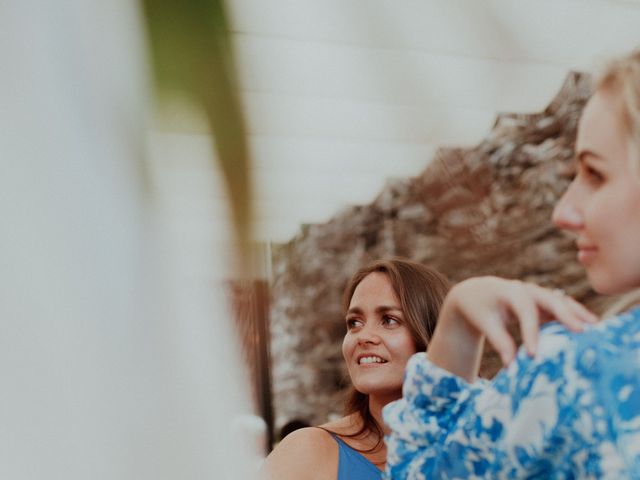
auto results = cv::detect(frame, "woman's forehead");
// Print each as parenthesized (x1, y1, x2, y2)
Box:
(576, 90, 629, 159)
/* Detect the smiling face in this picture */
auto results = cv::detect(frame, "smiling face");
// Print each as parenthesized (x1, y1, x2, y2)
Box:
(342, 272, 418, 404)
(552, 89, 640, 295)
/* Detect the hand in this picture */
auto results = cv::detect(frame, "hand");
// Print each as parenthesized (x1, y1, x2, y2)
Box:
(428, 276, 598, 380)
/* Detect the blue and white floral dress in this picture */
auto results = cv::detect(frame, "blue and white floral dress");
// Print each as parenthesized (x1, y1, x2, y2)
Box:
(383, 307, 640, 479)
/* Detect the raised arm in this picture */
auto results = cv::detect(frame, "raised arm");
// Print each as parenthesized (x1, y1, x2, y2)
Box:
(427, 276, 597, 382)
(385, 326, 588, 479)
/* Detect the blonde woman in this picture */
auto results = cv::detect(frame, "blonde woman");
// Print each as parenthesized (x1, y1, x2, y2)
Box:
(385, 49, 640, 478)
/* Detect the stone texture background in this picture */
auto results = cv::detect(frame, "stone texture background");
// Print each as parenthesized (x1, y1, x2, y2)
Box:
(268, 72, 619, 430)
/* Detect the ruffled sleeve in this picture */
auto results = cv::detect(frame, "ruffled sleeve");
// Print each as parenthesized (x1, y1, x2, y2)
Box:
(383, 324, 585, 479)
(383, 352, 489, 479)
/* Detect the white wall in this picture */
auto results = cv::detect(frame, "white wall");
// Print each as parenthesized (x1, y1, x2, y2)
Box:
(195, 0, 639, 243)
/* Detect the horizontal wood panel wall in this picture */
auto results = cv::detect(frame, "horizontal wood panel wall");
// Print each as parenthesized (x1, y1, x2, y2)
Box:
(150, 0, 640, 245)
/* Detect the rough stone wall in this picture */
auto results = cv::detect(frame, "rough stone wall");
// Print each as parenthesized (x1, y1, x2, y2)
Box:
(269, 72, 616, 430)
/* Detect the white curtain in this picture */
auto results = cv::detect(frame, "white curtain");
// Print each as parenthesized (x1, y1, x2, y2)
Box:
(0, 1, 257, 478)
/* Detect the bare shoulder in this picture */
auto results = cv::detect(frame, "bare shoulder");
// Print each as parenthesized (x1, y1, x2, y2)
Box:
(319, 413, 359, 435)
(260, 427, 338, 480)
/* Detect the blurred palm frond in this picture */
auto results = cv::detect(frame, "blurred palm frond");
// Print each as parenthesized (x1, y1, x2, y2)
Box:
(142, 0, 253, 264)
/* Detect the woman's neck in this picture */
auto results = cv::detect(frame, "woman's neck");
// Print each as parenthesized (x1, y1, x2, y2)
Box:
(368, 392, 401, 435)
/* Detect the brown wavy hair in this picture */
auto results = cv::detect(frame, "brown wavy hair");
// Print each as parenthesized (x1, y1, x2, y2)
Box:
(336, 257, 450, 452)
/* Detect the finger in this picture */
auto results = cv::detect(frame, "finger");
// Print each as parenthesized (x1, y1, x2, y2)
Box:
(563, 294, 598, 324)
(481, 311, 518, 366)
(503, 283, 541, 357)
(528, 285, 588, 332)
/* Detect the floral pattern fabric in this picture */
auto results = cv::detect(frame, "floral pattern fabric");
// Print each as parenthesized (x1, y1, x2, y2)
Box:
(383, 307, 640, 479)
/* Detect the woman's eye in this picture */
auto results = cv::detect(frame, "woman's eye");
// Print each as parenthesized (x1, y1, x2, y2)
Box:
(581, 164, 605, 184)
(346, 318, 362, 330)
(382, 315, 400, 326)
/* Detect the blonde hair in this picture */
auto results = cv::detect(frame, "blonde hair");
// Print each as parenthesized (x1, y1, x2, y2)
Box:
(595, 49, 640, 175)
(601, 289, 640, 318)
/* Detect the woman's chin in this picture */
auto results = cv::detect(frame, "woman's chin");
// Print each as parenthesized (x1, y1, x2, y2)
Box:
(355, 385, 403, 402)
(589, 272, 640, 296)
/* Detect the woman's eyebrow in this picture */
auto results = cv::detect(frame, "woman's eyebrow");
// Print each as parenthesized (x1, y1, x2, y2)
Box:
(347, 305, 402, 314)
(375, 305, 402, 314)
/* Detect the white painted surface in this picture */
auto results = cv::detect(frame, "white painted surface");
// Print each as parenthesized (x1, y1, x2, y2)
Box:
(154, 0, 640, 243)
(1, 1, 256, 479)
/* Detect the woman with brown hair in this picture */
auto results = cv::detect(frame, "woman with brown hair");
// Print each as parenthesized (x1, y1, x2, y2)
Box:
(261, 258, 450, 479)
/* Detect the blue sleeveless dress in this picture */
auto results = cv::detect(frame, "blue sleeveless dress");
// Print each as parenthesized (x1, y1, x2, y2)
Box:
(328, 433, 383, 480)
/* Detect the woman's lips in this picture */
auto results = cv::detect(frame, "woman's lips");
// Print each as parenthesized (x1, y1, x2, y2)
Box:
(357, 354, 388, 366)
(578, 247, 598, 264)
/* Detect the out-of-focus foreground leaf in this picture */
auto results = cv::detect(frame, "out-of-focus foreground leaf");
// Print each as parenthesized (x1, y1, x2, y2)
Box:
(142, 0, 253, 266)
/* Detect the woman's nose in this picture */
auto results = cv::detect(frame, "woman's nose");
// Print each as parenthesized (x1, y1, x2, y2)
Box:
(552, 203, 583, 230)
(357, 325, 381, 345)
(552, 185, 583, 231)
